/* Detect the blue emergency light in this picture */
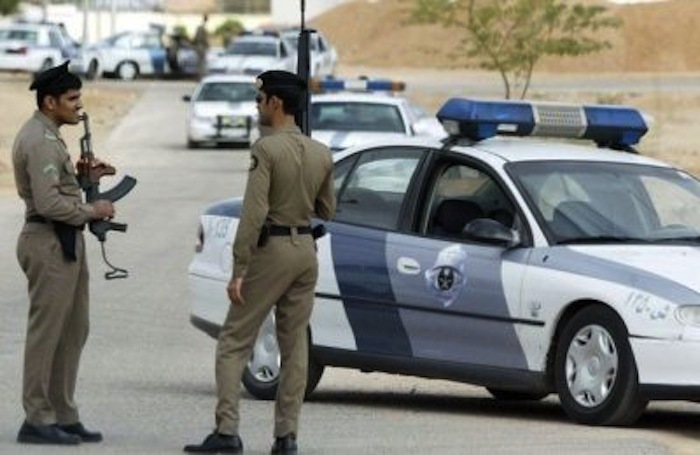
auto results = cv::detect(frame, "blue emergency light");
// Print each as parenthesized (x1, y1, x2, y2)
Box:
(436, 98, 648, 148)
(309, 78, 405, 93)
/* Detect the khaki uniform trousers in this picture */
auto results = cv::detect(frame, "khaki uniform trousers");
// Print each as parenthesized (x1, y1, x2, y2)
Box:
(16, 222, 89, 426)
(215, 233, 317, 437)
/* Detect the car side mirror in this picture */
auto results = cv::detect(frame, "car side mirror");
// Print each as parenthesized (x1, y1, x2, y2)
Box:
(182, 94, 192, 102)
(463, 218, 519, 247)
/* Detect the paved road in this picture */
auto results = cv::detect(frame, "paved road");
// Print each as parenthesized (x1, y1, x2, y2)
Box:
(0, 79, 699, 454)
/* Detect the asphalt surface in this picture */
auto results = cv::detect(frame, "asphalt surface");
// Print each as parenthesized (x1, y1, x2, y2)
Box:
(0, 77, 699, 454)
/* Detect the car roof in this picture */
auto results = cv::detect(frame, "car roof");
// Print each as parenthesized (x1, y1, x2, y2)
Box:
(198, 74, 255, 84)
(333, 135, 672, 168)
(311, 92, 405, 105)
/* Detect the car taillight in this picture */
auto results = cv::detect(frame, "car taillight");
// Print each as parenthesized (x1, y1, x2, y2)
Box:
(195, 222, 204, 253)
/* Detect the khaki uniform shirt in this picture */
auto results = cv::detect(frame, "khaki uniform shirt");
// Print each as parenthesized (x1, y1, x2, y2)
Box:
(233, 125, 336, 279)
(13, 110, 95, 226)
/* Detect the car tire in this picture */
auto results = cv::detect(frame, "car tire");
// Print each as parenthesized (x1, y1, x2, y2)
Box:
(35, 58, 54, 76)
(85, 59, 99, 80)
(486, 388, 549, 401)
(554, 305, 648, 426)
(116, 61, 139, 80)
(242, 312, 324, 401)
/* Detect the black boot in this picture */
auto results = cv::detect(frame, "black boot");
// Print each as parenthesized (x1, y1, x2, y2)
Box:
(271, 433, 297, 455)
(17, 421, 81, 445)
(184, 432, 243, 453)
(58, 422, 103, 443)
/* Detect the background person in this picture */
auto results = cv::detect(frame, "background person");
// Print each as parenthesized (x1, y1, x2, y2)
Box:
(12, 61, 114, 446)
(184, 70, 336, 454)
(193, 14, 210, 79)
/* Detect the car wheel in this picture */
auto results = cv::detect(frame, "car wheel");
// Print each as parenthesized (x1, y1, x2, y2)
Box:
(85, 59, 99, 80)
(242, 312, 324, 401)
(486, 388, 548, 401)
(554, 305, 648, 426)
(116, 61, 138, 80)
(36, 58, 54, 75)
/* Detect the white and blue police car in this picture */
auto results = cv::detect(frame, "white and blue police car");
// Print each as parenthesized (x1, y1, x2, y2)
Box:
(309, 78, 447, 152)
(188, 97, 700, 426)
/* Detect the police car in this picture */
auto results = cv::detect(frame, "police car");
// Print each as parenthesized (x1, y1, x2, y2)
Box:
(0, 21, 87, 76)
(188, 97, 700, 426)
(182, 73, 258, 148)
(280, 28, 337, 77)
(309, 78, 447, 152)
(208, 30, 297, 76)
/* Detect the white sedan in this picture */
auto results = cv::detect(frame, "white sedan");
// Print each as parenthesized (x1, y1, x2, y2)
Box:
(208, 32, 297, 75)
(189, 96, 700, 426)
(182, 73, 258, 148)
(309, 79, 446, 152)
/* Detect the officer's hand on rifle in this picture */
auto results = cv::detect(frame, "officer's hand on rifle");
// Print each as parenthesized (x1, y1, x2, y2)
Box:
(91, 200, 115, 220)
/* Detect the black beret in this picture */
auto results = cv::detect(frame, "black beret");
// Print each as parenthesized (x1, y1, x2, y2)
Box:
(29, 61, 81, 92)
(255, 70, 305, 91)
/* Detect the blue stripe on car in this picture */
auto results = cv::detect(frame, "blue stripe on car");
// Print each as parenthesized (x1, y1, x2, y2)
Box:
(532, 247, 700, 303)
(330, 223, 413, 357)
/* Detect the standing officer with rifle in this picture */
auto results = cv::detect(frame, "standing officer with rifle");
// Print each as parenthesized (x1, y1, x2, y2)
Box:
(11, 61, 125, 445)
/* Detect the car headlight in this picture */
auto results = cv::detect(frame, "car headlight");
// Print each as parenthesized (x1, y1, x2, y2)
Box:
(675, 306, 700, 327)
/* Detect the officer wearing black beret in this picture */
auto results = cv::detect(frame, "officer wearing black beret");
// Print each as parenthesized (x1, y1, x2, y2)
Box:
(12, 61, 113, 445)
(185, 70, 336, 454)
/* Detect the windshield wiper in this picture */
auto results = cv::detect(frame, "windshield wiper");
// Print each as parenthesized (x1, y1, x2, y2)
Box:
(556, 235, 650, 245)
(652, 236, 700, 244)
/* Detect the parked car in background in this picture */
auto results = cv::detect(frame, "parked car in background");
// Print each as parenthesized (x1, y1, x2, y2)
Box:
(182, 73, 259, 148)
(0, 21, 92, 77)
(189, 96, 700, 427)
(208, 30, 297, 75)
(280, 27, 337, 77)
(86, 27, 211, 80)
(309, 78, 446, 152)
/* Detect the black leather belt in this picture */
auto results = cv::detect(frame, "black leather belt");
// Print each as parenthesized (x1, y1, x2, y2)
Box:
(26, 214, 48, 223)
(269, 225, 312, 236)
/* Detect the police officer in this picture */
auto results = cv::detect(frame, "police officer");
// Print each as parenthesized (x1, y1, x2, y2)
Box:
(13, 61, 114, 445)
(185, 70, 335, 454)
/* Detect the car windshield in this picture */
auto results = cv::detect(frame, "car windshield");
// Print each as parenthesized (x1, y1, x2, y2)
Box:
(196, 82, 257, 103)
(509, 160, 700, 245)
(311, 102, 405, 133)
(226, 40, 276, 56)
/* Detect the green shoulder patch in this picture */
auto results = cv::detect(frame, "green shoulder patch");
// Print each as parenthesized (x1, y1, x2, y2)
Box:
(42, 163, 58, 175)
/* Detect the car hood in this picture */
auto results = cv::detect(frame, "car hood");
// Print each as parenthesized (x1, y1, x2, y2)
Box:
(312, 131, 408, 152)
(546, 245, 700, 299)
(193, 101, 257, 118)
(210, 55, 278, 72)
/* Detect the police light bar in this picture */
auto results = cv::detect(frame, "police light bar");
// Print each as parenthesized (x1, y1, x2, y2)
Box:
(309, 78, 405, 93)
(436, 98, 648, 147)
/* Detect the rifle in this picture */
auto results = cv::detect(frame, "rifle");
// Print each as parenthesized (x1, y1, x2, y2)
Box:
(76, 113, 137, 279)
(295, 0, 312, 137)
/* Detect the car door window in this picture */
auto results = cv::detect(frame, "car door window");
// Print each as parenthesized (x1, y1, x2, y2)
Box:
(335, 147, 424, 230)
(424, 162, 515, 239)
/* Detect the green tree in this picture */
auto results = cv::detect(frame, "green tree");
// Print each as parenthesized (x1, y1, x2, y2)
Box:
(214, 19, 244, 48)
(0, 0, 21, 16)
(412, 0, 621, 99)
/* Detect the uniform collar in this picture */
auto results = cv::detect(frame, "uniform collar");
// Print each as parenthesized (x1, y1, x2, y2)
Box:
(273, 124, 302, 135)
(33, 110, 63, 140)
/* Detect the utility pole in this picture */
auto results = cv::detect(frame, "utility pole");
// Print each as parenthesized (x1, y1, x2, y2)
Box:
(82, 0, 90, 45)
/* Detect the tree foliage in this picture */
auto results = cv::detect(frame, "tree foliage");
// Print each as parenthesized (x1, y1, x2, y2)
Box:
(412, 0, 621, 99)
(0, 0, 21, 16)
